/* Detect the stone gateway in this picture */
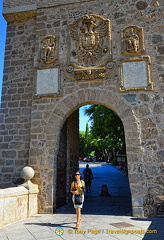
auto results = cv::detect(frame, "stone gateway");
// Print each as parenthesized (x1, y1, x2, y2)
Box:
(0, 0, 163, 218)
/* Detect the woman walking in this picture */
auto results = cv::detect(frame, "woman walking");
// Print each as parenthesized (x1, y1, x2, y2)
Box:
(70, 171, 85, 229)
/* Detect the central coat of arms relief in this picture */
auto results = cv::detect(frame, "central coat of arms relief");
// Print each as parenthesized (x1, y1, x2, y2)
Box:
(66, 14, 115, 81)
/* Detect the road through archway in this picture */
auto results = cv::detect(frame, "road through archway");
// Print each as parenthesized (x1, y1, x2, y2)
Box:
(56, 162, 132, 216)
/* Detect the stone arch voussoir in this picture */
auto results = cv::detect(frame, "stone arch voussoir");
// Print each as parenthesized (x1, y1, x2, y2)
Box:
(38, 88, 144, 216)
(46, 89, 141, 148)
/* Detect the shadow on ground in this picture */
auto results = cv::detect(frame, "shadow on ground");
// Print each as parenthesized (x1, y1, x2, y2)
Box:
(131, 217, 164, 240)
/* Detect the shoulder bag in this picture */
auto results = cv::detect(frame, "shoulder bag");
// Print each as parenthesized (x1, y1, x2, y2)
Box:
(74, 181, 83, 205)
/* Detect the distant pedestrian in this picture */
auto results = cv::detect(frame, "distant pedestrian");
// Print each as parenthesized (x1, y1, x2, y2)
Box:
(83, 164, 93, 192)
(70, 171, 85, 229)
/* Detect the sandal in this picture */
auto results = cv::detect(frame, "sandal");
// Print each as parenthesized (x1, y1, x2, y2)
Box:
(75, 219, 82, 228)
(75, 223, 80, 229)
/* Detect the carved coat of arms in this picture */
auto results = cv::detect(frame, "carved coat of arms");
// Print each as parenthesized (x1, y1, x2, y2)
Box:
(66, 15, 115, 81)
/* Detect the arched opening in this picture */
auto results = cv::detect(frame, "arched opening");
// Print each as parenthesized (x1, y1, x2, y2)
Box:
(56, 110, 79, 209)
(55, 103, 132, 215)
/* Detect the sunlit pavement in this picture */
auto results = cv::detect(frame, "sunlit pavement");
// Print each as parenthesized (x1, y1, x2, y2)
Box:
(0, 162, 164, 240)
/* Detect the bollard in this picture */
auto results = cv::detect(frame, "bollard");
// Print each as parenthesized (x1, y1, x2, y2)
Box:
(100, 184, 111, 196)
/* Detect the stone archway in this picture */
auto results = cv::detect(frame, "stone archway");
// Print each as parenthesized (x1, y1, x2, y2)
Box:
(29, 88, 144, 216)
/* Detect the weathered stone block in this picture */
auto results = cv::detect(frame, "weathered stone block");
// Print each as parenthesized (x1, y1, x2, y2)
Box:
(3, 197, 17, 225)
(1, 167, 14, 173)
(126, 153, 138, 163)
(132, 207, 144, 217)
(157, 136, 164, 148)
(18, 150, 29, 158)
(0, 199, 4, 227)
(3, 174, 12, 182)
(0, 143, 9, 149)
(160, 163, 164, 174)
(154, 196, 164, 204)
(130, 185, 146, 195)
(6, 159, 14, 165)
(141, 118, 155, 127)
(129, 173, 144, 183)
(138, 93, 150, 101)
(142, 128, 158, 139)
(132, 195, 144, 207)
(125, 131, 140, 139)
(15, 160, 25, 166)
(29, 194, 38, 216)
(135, 104, 150, 118)
(157, 46, 164, 55)
(153, 102, 163, 114)
(122, 94, 136, 102)
(16, 195, 28, 220)
(152, 34, 163, 44)
(149, 185, 164, 195)
(152, 177, 164, 185)
(143, 204, 157, 217)
(31, 112, 43, 119)
(145, 165, 160, 176)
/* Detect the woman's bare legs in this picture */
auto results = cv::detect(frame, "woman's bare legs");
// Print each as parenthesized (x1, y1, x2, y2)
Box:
(75, 207, 82, 228)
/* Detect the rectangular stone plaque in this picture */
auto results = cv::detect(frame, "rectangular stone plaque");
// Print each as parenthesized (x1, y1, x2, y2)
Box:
(123, 61, 147, 88)
(36, 68, 59, 95)
(120, 58, 152, 91)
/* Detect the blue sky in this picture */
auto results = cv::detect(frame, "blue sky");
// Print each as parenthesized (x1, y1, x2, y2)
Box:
(0, 2, 90, 131)
(0, 1, 7, 102)
(79, 105, 91, 131)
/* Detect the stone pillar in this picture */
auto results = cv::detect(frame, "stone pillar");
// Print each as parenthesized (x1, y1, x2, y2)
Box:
(19, 166, 39, 216)
(0, 166, 39, 227)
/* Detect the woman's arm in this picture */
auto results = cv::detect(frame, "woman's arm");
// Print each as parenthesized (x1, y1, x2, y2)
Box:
(70, 182, 78, 194)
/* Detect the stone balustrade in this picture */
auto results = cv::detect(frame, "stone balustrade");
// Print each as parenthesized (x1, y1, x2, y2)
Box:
(0, 167, 39, 228)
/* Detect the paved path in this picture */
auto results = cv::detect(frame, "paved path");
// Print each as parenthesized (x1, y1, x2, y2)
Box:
(0, 163, 164, 240)
(79, 162, 132, 216)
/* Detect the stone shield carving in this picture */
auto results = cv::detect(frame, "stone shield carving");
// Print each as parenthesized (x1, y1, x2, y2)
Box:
(121, 26, 145, 56)
(66, 14, 115, 81)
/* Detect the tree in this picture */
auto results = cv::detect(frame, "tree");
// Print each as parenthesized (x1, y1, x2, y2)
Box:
(79, 123, 93, 158)
(84, 105, 126, 161)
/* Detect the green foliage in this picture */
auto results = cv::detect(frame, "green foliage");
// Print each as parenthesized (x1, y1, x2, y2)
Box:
(79, 105, 126, 161)
(111, 158, 118, 166)
(79, 123, 93, 158)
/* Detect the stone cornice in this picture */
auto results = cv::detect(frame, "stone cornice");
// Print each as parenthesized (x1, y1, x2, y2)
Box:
(3, 4, 37, 22)
(37, 0, 95, 8)
(3, 10, 36, 22)
(3, 0, 95, 9)
(3, 0, 95, 22)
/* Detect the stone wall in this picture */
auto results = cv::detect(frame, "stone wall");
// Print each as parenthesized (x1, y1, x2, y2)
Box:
(0, 0, 164, 217)
(0, 17, 36, 188)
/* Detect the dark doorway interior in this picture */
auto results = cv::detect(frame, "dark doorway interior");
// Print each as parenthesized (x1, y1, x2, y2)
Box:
(56, 121, 67, 209)
(55, 110, 79, 211)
